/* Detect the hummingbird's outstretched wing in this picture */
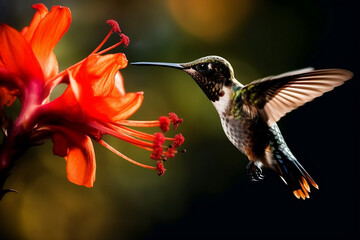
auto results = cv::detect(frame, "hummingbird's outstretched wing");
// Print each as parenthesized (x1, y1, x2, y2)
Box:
(241, 68, 353, 126)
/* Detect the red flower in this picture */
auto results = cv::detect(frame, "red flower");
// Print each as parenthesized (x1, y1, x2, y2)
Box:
(0, 4, 184, 194)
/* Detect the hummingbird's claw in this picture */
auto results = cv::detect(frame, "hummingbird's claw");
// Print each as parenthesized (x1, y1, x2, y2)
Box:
(246, 162, 265, 182)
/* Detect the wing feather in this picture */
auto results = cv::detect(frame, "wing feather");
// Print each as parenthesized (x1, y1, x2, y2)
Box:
(241, 68, 353, 126)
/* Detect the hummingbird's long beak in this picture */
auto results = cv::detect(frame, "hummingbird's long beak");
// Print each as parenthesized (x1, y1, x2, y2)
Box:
(131, 62, 184, 70)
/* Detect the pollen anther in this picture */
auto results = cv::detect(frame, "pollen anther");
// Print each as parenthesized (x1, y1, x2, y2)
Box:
(106, 20, 121, 34)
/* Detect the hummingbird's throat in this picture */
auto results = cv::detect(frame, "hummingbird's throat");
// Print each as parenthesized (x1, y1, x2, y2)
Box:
(204, 83, 225, 102)
(185, 69, 225, 102)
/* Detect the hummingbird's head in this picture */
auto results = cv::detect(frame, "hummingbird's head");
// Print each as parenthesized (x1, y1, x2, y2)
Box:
(132, 56, 235, 102)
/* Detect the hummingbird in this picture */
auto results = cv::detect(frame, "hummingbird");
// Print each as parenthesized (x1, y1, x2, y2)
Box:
(132, 56, 353, 199)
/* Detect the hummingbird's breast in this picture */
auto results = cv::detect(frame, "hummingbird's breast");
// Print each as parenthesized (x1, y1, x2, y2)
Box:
(213, 86, 269, 162)
(220, 116, 251, 153)
(219, 114, 268, 161)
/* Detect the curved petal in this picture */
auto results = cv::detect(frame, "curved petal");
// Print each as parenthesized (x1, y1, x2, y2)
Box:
(0, 23, 44, 83)
(50, 53, 139, 123)
(21, 4, 49, 42)
(84, 91, 143, 122)
(46, 84, 85, 123)
(66, 135, 96, 188)
(51, 126, 96, 188)
(114, 72, 125, 96)
(102, 92, 144, 121)
(62, 53, 135, 122)
(29, 5, 71, 79)
(74, 53, 128, 96)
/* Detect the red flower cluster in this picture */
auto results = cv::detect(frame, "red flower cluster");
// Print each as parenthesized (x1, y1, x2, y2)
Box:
(0, 4, 184, 194)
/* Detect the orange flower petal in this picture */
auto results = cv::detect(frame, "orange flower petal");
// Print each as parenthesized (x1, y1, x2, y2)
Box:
(75, 53, 128, 96)
(47, 51, 140, 124)
(85, 91, 143, 122)
(66, 135, 96, 188)
(0, 24, 43, 83)
(113, 72, 125, 96)
(21, 4, 49, 42)
(102, 92, 144, 121)
(65, 53, 138, 121)
(51, 126, 96, 188)
(29, 5, 71, 79)
(47, 81, 85, 122)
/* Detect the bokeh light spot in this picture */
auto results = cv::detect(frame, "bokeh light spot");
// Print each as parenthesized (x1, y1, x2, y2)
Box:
(167, 0, 253, 42)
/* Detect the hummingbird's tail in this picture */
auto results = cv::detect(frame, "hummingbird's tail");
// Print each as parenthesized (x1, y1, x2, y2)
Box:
(274, 153, 319, 199)
(268, 125, 319, 199)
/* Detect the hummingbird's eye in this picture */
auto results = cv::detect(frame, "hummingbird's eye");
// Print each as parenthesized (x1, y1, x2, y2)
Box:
(198, 63, 208, 71)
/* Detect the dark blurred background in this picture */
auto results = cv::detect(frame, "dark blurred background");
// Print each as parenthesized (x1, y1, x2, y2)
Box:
(0, 0, 359, 239)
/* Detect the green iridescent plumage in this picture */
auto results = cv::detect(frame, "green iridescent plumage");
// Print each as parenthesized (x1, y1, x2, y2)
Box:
(229, 85, 243, 118)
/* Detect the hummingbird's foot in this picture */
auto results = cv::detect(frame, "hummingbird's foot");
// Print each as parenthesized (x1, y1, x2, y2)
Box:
(246, 162, 265, 181)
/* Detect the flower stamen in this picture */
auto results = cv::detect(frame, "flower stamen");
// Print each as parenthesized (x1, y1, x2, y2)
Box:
(165, 133, 185, 158)
(96, 33, 129, 55)
(169, 112, 183, 130)
(106, 20, 121, 34)
(118, 112, 181, 132)
(159, 116, 171, 132)
(173, 133, 185, 147)
(156, 161, 166, 176)
(150, 132, 165, 160)
(120, 33, 130, 48)
(91, 19, 128, 55)
(118, 119, 161, 128)
(98, 139, 156, 170)
(46, 21, 129, 91)
(90, 28, 113, 55)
